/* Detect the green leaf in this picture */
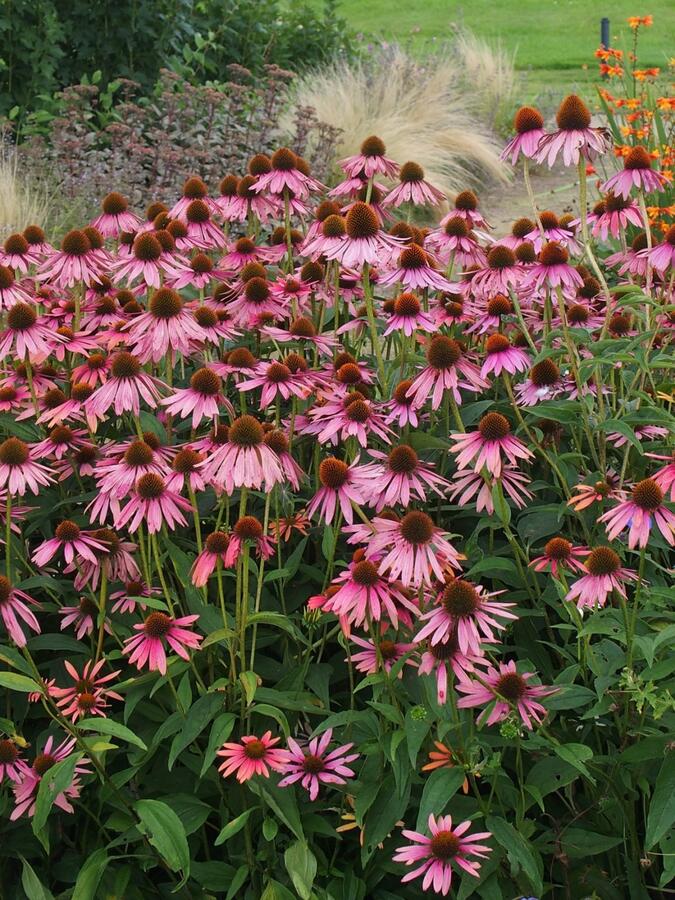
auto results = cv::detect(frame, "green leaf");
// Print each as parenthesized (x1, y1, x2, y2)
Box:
(0, 671, 41, 693)
(599, 419, 643, 453)
(225, 865, 249, 900)
(201, 627, 236, 649)
(284, 841, 317, 900)
(415, 767, 466, 831)
(78, 717, 147, 750)
(200, 713, 236, 778)
(20, 857, 54, 900)
(33, 753, 82, 835)
(239, 670, 259, 705)
(554, 743, 595, 784)
(646, 752, 675, 849)
(135, 799, 190, 883)
(248, 779, 304, 840)
(560, 828, 623, 858)
(168, 692, 223, 770)
(247, 612, 299, 638)
(72, 848, 109, 899)
(486, 815, 543, 895)
(215, 807, 257, 846)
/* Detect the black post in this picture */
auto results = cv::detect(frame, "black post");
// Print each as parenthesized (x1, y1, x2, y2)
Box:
(600, 17, 610, 48)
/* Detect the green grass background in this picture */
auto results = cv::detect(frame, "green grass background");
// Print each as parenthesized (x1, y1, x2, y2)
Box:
(323, 1, 673, 96)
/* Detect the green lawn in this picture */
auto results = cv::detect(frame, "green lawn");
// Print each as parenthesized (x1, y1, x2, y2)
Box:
(325, 0, 673, 97)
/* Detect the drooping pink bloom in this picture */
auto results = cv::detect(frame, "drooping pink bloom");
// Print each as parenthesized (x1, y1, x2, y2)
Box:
(449, 466, 534, 514)
(590, 193, 643, 240)
(604, 232, 650, 277)
(346, 511, 462, 589)
(110, 578, 159, 614)
(393, 813, 492, 895)
(123, 612, 202, 675)
(361, 445, 450, 511)
(599, 478, 675, 549)
(535, 94, 611, 167)
(0, 575, 40, 646)
(471, 245, 522, 297)
(450, 412, 533, 478)
(0, 265, 31, 309)
(349, 633, 416, 676)
(191, 531, 230, 587)
(425, 217, 486, 269)
(115, 473, 191, 534)
(253, 147, 323, 198)
(91, 192, 142, 236)
(565, 546, 638, 611)
(11, 736, 91, 820)
(111, 232, 179, 288)
(51, 659, 122, 722)
(124, 288, 205, 363)
(407, 335, 488, 409)
(0, 738, 28, 785)
(383, 161, 445, 207)
(415, 631, 483, 705)
(160, 367, 230, 428)
(33, 520, 108, 567)
(500, 105, 546, 164)
(530, 537, 590, 577)
(0, 302, 64, 364)
(415, 577, 516, 654)
(328, 202, 403, 268)
(339, 136, 399, 179)
(601, 146, 667, 199)
(68, 527, 141, 591)
(168, 176, 221, 221)
(567, 473, 622, 511)
(86, 351, 165, 421)
(59, 596, 105, 639)
(456, 659, 556, 729)
(379, 244, 456, 292)
(0, 232, 40, 273)
(261, 317, 337, 357)
(646, 224, 675, 274)
(278, 728, 359, 800)
(200, 415, 284, 494)
(605, 424, 668, 449)
(224, 516, 275, 568)
(299, 392, 393, 448)
(0, 437, 54, 496)
(217, 731, 289, 783)
(323, 549, 419, 630)
(524, 242, 584, 294)
(382, 292, 437, 337)
(37, 229, 106, 287)
(646, 451, 675, 502)
(385, 378, 420, 428)
(237, 360, 311, 409)
(515, 358, 567, 406)
(306, 457, 367, 526)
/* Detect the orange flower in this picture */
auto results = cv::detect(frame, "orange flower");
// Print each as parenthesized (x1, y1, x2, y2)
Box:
(421, 741, 471, 794)
(656, 97, 675, 111)
(628, 15, 653, 29)
(633, 68, 660, 81)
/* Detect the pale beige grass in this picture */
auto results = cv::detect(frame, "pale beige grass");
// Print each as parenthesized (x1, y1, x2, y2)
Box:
(0, 146, 52, 238)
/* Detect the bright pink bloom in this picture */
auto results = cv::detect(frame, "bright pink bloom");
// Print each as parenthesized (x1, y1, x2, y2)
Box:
(0, 738, 28, 785)
(0, 577, 40, 646)
(535, 95, 611, 167)
(379, 244, 456, 292)
(407, 335, 488, 409)
(339, 137, 399, 179)
(306, 457, 367, 526)
(599, 478, 675, 549)
(456, 659, 556, 729)
(601, 147, 667, 199)
(500, 105, 546, 164)
(59, 597, 105, 639)
(91, 192, 142, 237)
(86, 351, 165, 421)
(11, 736, 90, 820)
(530, 537, 590, 577)
(123, 612, 202, 675)
(38, 229, 106, 287)
(415, 632, 482, 705)
(217, 731, 289, 782)
(450, 413, 533, 478)
(160, 367, 230, 427)
(382, 162, 445, 207)
(565, 546, 638, 611)
(0, 302, 64, 364)
(278, 728, 358, 800)
(361, 446, 450, 511)
(646, 452, 675, 502)
(393, 813, 492, 895)
(299, 392, 393, 448)
(224, 517, 275, 568)
(115, 473, 191, 534)
(191, 531, 230, 587)
(0, 437, 54, 495)
(51, 659, 122, 722)
(349, 634, 416, 676)
(33, 520, 108, 567)
(200, 415, 284, 493)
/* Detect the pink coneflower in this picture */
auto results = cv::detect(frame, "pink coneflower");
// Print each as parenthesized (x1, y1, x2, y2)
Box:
(70, 527, 141, 591)
(407, 336, 487, 409)
(535, 94, 611, 167)
(530, 536, 589, 577)
(393, 813, 492, 895)
(200, 414, 284, 493)
(269, 511, 310, 542)
(465, 294, 513, 336)
(416, 631, 482, 705)
(237, 360, 311, 409)
(191, 531, 230, 587)
(183, 199, 225, 249)
(515, 358, 566, 406)
(450, 412, 533, 478)
(567, 474, 621, 511)
(444, 189, 490, 230)
(219, 236, 264, 270)
(225, 516, 276, 568)
(646, 451, 675, 501)
(262, 316, 336, 357)
(167, 447, 208, 494)
(0, 265, 31, 309)
(599, 478, 675, 549)
(386, 379, 420, 428)
(523, 210, 580, 254)
(278, 728, 358, 800)
(110, 578, 159, 614)
(329, 202, 402, 268)
(168, 251, 226, 290)
(0, 576, 40, 646)
(301, 391, 393, 448)
(302, 214, 347, 259)
(263, 429, 304, 491)
(324, 549, 418, 629)
(0, 302, 63, 364)
(160, 367, 229, 428)
(306, 457, 367, 526)
(86, 351, 165, 421)
(33, 424, 88, 461)
(524, 242, 584, 294)
(415, 577, 516, 653)
(347, 511, 462, 589)
(11, 736, 90, 820)
(215, 172, 240, 219)
(0, 738, 27, 785)
(123, 612, 202, 675)
(565, 546, 638, 611)
(500, 105, 546, 164)
(228, 174, 277, 223)
(253, 147, 323, 198)
(168, 176, 221, 221)
(190, 304, 240, 347)
(33, 519, 108, 567)
(339, 135, 399, 179)
(112, 232, 178, 288)
(449, 466, 534, 514)
(91, 192, 142, 236)
(22, 225, 53, 256)
(60, 595, 107, 638)
(383, 292, 437, 337)
(383, 161, 445, 207)
(481, 333, 530, 378)
(115, 473, 191, 534)
(0, 437, 53, 495)
(591, 193, 643, 240)
(379, 243, 455, 292)
(601, 146, 667, 199)
(425, 217, 486, 269)
(646, 224, 675, 274)
(456, 660, 556, 729)
(37, 229, 106, 287)
(217, 731, 288, 783)
(471, 245, 522, 297)
(86, 438, 168, 524)
(71, 352, 110, 388)
(361, 445, 450, 511)
(227, 276, 285, 326)
(606, 424, 668, 449)
(605, 231, 650, 277)
(124, 288, 205, 363)
(0, 232, 39, 273)
(51, 659, 122, 722)
(350, 633, 416, 676)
